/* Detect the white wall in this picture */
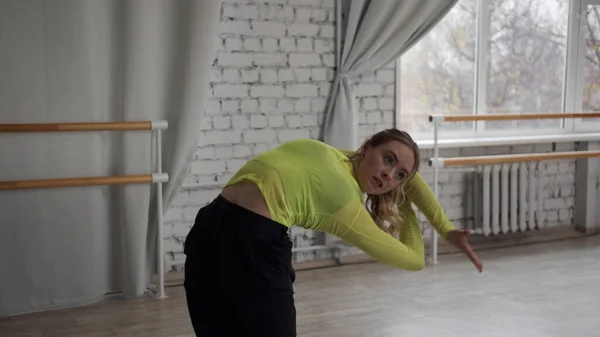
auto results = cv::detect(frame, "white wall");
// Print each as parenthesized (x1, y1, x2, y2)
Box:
(162, 0, 597, 269)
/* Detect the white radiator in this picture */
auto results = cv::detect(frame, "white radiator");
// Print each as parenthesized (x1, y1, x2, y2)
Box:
(471, 163, 545, 236)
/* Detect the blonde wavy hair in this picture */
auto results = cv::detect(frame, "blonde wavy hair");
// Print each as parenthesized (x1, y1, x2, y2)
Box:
(348, 129, 420, 238)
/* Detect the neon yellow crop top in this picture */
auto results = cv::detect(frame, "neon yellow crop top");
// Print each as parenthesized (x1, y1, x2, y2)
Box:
(225, 139, 455, 271)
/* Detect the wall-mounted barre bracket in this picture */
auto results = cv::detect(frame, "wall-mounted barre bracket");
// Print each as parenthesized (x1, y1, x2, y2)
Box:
(428, 158, 445, 167)
(151, 120, 169, 130)
(428, 114, 445, 123)
(152, 173, 169, 183)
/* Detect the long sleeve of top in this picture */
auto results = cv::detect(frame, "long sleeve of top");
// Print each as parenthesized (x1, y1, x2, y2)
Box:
(401, 172, 456, 240)
(225, 139, 428, 271)
(334, 200, 425, 270)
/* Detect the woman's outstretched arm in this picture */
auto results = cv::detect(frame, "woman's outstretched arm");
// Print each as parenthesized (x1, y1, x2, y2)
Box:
(400, 172, 483, 272)
(401, 172, 455, 240)
(336, 201, 425, 271)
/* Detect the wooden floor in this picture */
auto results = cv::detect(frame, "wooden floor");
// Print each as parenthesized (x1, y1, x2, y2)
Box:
(2, 235, 599, 337)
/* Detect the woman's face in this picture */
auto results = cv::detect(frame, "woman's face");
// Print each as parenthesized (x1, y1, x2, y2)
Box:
(355, 140, 415, 195)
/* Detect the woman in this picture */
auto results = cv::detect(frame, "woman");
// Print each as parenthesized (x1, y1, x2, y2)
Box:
(183, 128, 482, 336)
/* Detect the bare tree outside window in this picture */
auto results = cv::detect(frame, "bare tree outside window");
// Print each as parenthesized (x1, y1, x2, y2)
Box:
(397, 0, 600, 133)
(583, 4, 600, 118)
(398, 0, 476, 133)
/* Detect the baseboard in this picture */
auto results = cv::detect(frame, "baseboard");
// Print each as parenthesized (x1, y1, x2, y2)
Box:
(155, 225, 599, 286)
(431, 224, 598, 254)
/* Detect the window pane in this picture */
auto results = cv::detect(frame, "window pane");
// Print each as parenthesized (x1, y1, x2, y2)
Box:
(582, 4, 600, 119)
(485, 0, 569, 130)
(398, 0, 476, 133)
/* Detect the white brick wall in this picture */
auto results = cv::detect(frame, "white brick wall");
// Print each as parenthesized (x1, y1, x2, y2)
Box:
(355, 63, 397, 145)
(164, 0, 341, 267)
(162, 0, 591, 269)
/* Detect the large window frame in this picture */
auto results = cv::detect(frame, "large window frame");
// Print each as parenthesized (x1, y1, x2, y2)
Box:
(569, 0, 600, 131)
(395, 0, 600, 142)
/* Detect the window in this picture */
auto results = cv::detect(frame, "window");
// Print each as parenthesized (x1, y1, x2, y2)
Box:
(397, 0, 476, 134)
(396, 0, 599, 140)
(577, 0, 600, 129)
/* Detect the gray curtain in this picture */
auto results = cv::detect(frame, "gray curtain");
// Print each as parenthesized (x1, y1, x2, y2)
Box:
(0, 0, 221, 316)
(321, 0, 459, 150)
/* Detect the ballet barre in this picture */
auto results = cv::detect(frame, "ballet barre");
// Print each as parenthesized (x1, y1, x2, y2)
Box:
(0, 120, 169, 300)
(0, 174, 169, 191)
(429, 150, 600, 167)
(428, 112, 600, 122)
(427, 111, 600, 265)
(0, 121, 167, 132)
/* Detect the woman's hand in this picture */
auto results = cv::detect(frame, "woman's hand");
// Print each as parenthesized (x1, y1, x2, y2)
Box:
(445, 229, 483, 273)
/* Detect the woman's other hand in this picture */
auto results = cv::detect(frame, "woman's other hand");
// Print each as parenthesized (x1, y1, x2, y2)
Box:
(445, 229, 483, 273)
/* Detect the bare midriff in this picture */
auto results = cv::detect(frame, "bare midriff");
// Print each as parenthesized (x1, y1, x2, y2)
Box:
(220, 179, 272, 219)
